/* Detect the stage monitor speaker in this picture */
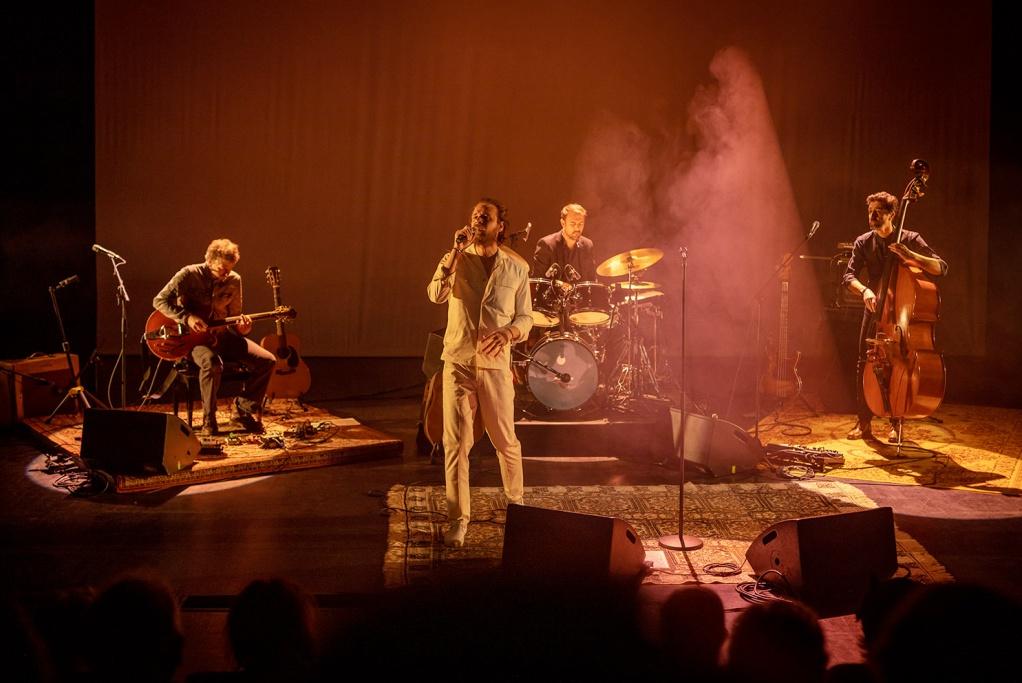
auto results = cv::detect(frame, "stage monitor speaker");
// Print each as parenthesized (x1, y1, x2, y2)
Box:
(669, 409, 763, 476)
(80, 409, 200, 476)
(502, 504, 647, 581)
(421, 328, 445, 379)
(745, 506, 897, 616)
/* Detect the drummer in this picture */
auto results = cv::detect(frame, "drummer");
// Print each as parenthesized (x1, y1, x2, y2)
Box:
(532, 203, 598, 283)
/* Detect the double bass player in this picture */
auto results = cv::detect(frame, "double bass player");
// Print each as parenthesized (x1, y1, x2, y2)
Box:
(843, 191, 947, 442)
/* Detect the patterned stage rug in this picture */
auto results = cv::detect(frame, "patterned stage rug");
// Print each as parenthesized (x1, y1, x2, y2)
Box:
(756, 402, 1022, 495)
(383, 481, 951, 588)
(23, 400, 402, 493)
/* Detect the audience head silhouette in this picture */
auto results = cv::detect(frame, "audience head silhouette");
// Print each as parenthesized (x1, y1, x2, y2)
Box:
(727, 599, 827, 683)
(871, 581, 1022, 682)
(659, 586, 726, 680)
(84, 574, 183, 683)
(227, 578, 317, 678)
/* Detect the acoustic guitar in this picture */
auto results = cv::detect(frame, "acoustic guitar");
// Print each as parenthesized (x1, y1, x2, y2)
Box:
(145, 306, 296, 361)
(760, 256, 803, 400)
(260, 266, 312, 401)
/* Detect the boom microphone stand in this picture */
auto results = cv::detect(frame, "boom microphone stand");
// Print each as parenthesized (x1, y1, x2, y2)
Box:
(660, 246, 702, 552)
(101, 246, 131, 408)
(749, 221, 820, 441)
(46, 281, 108, 422)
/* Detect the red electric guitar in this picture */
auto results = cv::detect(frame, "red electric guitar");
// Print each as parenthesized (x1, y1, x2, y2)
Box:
(145, 306, 296, 361)
(260, 266, 312, 401)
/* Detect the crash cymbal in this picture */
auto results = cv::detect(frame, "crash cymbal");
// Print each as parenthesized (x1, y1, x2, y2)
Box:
(611, 280, 660, 291)
(615, 290, 665, 304)
(596, 247, 664, 277)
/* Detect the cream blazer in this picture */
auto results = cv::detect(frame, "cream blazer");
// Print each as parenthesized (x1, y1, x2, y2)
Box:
(427, 244, 534, 369)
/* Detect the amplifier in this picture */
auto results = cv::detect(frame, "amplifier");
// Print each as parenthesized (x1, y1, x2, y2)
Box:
(0, 354, 79, 425)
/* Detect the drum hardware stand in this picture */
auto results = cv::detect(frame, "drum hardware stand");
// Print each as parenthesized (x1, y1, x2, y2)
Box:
(511, 347, 570, 384)
(608, 297, 664, 411)
(46, 282, 108, 422)
(660, 245, 702, 552)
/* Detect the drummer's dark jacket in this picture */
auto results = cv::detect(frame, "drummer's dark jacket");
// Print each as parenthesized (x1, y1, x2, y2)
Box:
(532, 232, 598, 282)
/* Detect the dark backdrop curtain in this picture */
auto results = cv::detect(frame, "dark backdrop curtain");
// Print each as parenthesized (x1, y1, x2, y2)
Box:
(95, 0, 989, 358)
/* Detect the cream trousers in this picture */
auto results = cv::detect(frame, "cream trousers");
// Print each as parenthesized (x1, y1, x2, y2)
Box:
(442, 362, 524, 523)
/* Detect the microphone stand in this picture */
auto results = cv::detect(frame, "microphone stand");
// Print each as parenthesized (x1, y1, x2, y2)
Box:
(660, 246, 702, 551)
(46, 285, 108, 422)
(749, 225, 818, 441)
(105, 252, 131, 408)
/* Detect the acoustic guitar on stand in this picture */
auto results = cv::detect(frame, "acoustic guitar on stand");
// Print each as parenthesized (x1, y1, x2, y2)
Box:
(760, 255, 803, 400)
(261, 266, 312, 402)
(145, 307, 296, 361)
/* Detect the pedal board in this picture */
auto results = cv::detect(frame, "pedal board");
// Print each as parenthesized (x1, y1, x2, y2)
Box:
(198, 438, 224, 455)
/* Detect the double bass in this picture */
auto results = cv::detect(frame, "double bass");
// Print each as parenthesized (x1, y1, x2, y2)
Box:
(862, 159, 946, 429)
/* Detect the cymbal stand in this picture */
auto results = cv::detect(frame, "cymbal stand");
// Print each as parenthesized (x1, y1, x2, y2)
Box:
(46, 284, 108, 422)
(609, 259, 664, 411)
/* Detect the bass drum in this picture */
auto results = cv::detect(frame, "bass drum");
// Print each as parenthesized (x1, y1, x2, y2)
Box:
(526, 333, 599, 411)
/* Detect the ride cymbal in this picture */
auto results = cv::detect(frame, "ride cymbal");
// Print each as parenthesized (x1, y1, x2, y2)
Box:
(596, 248, 664, 277)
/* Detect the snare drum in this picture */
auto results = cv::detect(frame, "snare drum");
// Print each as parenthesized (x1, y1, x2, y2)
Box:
(568, 282, 611, 326)
(526, 333, 599, 411)
(529, 278, 561, 328)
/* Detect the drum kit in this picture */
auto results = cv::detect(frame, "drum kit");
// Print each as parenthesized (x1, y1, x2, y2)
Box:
(512, 247, 673, 416)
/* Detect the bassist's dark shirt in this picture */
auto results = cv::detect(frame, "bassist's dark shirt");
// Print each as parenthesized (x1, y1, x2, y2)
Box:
(153, 263, 243, 325)
(842, 229, 947, 290)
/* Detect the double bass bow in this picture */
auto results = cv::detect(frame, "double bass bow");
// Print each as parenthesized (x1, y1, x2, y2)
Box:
(862, 159, 946, 428)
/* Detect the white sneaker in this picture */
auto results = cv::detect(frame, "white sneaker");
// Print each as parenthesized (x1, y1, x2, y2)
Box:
(443, 520, 468, 548)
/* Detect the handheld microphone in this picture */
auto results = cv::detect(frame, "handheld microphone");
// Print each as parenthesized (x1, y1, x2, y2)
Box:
(54, 274, 80, 289)
(455, 225, 470, 245)
(564, 264, 581, 282)
(92, 243, 124, 260)
(544, 263, 560, 279)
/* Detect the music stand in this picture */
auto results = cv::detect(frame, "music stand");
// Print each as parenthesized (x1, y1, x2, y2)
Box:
(46, 284, 107, 422)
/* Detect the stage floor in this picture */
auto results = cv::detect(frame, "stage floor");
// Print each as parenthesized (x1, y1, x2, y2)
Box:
(2, 391, 1021, 677)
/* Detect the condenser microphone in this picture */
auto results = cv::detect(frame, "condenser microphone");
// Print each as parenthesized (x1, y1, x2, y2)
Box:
(92, 243, 124, 260)
(808, 220, 821, 239)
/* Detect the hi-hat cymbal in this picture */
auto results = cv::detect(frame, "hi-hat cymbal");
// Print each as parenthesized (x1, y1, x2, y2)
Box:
(596, 248, 664, 277)
(616, 290, 665, 304)
(611, 280, 659, 290)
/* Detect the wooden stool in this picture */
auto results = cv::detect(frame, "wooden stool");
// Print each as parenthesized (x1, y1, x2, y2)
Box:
(171, 358, 252, 427)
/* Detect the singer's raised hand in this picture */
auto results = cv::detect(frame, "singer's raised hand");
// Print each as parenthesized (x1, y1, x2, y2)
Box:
(453, 225, 473, 250)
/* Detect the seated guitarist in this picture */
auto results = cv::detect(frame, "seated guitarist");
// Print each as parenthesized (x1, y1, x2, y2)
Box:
(153, 238, 275, 435)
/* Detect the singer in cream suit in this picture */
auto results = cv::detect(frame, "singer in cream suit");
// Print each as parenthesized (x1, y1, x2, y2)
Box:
(427, 198, 533, 547)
